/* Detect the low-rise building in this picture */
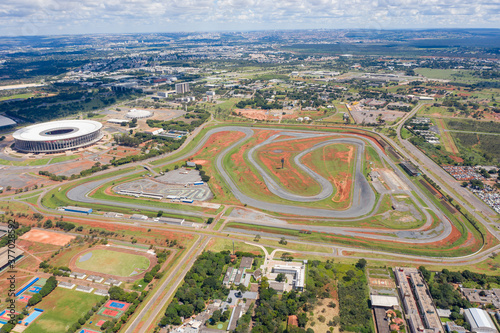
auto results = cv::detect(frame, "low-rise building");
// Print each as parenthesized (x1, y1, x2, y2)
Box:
(464, 308, 498, 333)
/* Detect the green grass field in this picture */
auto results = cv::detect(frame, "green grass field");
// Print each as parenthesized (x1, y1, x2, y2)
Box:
(0, 93, 34, 101)
(49, 155, 79, 164)
(24, 288, 103, 333)
(75, 249, 150, 277)
(415, 68, 492, 83)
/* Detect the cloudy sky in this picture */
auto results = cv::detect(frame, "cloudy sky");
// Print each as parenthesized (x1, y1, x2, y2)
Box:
(0, 0, 499, 36)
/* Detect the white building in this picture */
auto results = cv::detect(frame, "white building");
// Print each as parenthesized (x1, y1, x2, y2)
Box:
(464, 308, 498, 333)
(272, 264, 305, 291)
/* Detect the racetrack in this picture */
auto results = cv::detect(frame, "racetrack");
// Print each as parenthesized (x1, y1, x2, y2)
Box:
(62, 125, 459, 245)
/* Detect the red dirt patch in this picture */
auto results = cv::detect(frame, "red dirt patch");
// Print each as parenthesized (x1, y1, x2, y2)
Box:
(102, 309, 119, 317)
(20, 229, 75, 246)
(449, 155, 464, 163)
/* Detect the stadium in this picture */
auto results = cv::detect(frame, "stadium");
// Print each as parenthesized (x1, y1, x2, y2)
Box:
(13, 120, 103, 153)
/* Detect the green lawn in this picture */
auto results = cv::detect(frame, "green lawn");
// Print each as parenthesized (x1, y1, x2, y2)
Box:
(49, 155, 79, 164)
(75, 249, 150, 277)
(0, 93, 34, 101)
(24, 288, 103, 333)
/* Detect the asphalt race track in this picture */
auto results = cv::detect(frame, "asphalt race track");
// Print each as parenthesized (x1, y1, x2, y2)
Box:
(65, 126, 454, 243)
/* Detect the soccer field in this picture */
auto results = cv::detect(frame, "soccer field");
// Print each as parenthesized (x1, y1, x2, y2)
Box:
(75, 249, 150, 277)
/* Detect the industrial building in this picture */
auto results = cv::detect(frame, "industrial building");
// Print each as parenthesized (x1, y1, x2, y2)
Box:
(13, 120, 103, 153)
(400, 161, 421, 177)
(175, 82, 190, 94)
(464, 308, 498, 333)
(63, 206, 93, 214)
(0, 246, 24, 271)
(63, 206, 92, 214)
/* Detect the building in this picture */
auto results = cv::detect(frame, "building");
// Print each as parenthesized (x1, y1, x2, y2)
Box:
(107, 119, 129, 124)
(400, 161, 421, 177)
(462, 288, 500, 308)
(370, 295, 399, 308)
(0, 115, 16, 128)
(272, 263, 305, 291)
(63, 206, 92, 214)
(155, 217, 185, 225)
(0, 246, 23, 271)
(464, 308, 498, 333)
(70, 272, 86, 279)
(130, 214, 148, 220)
(13, 120, 103, 153)
(445, 322, 466, 333)
(144, 128, 164, 135)
(175, 82, 190, 94)
(394, 267, 443, 333)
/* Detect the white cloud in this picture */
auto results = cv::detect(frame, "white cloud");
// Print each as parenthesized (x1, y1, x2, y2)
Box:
(0, 0, 498, 35)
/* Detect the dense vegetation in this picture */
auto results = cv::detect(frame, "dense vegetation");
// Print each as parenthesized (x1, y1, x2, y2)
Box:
(158, 251, 230, 327)
(146, 109, 210, 132)
(27, 276, 57, 306)
(111, 135, 186, 166)
(252, 281, 310, 333)
(4, 86, 139, 122)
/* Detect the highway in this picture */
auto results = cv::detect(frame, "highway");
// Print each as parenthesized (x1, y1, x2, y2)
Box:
(125, 235, 210, 333)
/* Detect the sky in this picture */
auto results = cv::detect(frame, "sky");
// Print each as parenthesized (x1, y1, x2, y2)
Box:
(0, 0, 499, 36)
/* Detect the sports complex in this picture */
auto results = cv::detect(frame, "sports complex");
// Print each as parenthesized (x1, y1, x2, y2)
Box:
(12, 120, 103, 153)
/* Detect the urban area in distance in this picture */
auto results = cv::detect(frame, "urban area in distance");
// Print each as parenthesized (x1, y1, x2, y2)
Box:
(0, 29, 499, 333)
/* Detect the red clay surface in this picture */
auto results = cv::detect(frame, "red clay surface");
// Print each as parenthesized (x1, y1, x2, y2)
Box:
(20, 229, 75, 246)
(188, 130, 246, 202)
(231, 130, 275, 196)
(102, 309, 119, 317)
(256, 134, 344, 195)
(302, 144, 355, 207)
(96, 320, 106, 327)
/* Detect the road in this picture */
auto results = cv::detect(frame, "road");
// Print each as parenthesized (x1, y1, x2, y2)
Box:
(125, 235, 210, 333)
(49, 124, 453, 242)
(390, 107, 498, 223)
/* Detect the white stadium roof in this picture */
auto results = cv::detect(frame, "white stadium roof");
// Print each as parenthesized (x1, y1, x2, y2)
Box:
(126, 109, 152, 119)
(13, 120, 102, 142)
(0, 115, 16, 128)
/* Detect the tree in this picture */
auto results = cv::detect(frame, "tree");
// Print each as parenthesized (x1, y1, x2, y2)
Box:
(276, 273, 286, 282)
(211, 310, 221, 323)
(279, 237, 287, 245)
(355, 259, 367, 270)
(419, 266, 431, 282)
(43, 219, 53, 228)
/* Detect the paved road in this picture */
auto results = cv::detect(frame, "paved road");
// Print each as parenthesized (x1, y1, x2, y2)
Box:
(389, 110, 498, 222)
(125, 235, 209, 333)
(212, 127, 377, 218)
(61, 125, 455, 242)
(66, 170, 206, 218)
(444, 129, 500, 136)
(66, 126, 377, 218)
